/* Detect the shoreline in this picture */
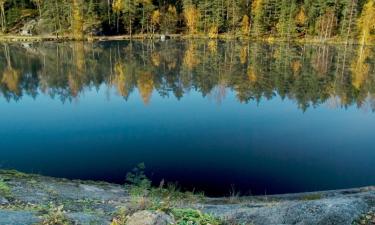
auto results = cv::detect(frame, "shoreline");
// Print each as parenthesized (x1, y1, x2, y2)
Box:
(1, 169, 375, 224)
(0, 34, 372, 46)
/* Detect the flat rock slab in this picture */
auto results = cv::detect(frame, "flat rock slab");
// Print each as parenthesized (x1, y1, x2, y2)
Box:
(0, 209, 40, 225)
(203, 196, 369, 225)
(1, 170, 375, 225)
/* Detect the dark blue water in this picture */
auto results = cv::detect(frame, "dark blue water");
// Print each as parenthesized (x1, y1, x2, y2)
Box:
(0, 41, 375, 196)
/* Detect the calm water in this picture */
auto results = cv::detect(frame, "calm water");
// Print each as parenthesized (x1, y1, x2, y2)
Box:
(1, 41, 375, 196)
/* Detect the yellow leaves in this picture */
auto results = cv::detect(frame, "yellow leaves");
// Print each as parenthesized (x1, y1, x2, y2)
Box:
(251, 0, 263, 13)
(295, 7, 307, 26)
(113, 61, 129, 97)
(184, 5, 200, 34)
(291, 59, 302, 76)
(112, 0, 124, 13)
(151, 10, 161, 26)
(151, 52, 160, 66)
(137, 72, 154, 104)
(1, 67, 20, 95)
(357, 0, 375, 46)
(351, 48, 370, 89)
(167, 5, 177, 16)
(73, 42, 85, 73)
(72, 0, 84, 40)
(240, 46, 248, 64)
(208, 40, 217, 53)
(68, 72, 81, 97)
(208, 26, 218, 39)
(241, 15, 250, 36)
(183, 43, 199, 69)
(247, 65, 257, 83)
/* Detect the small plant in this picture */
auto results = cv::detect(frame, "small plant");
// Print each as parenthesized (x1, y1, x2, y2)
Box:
(171, 208, 221, 225)
(125, 163, 152, 197)
(110, 207, 128, 225)
(228, 185, 240, 203)
(125, 163, 203, 213)
(39, 205, 72, 225)
(0, 179, 11, 198)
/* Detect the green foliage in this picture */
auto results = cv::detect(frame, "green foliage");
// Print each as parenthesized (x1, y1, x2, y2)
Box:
(0, 179, 11, 198)
(171, 208, 221, 225)
(125, 163, 152, 197)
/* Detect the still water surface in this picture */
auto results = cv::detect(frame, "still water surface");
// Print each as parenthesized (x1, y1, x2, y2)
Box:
(1, 41, 375, 196)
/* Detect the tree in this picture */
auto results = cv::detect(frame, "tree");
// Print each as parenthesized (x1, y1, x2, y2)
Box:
(241, 15, 250, 36)
(252, 0, 266, 36)
(123, 0, 137, 36)
(151, 9, 160, 34)
(295, 7, 307, 35)
(277, 0, 297, 39)
(357, 0, 375, 48)
(160, 5, 178, 34)
(340, 0, 358, 44)
(112, 0, 124, 32)
(139, 0, 155, 33)
(183, 0, 200, 34)
(227, 0, 241, 33)
(0, 0, 6, 33)
(72, 0, 84, 40)
(32, 0, 43, 17)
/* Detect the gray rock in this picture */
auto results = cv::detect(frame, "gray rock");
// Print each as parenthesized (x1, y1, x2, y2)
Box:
(0, 197, 9, 205)
(204, 197, 368, 225)
(126, 210, 174, 225)
(67, 212, 111, 225)
(0, 209, 40, 225)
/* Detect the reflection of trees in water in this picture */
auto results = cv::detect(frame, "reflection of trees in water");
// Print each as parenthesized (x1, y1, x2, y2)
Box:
(0, 41, 374, 111)
(1, 44, 21, 97)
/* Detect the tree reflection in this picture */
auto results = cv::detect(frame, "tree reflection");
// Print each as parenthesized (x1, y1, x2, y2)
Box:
(0, 41, 374, 111)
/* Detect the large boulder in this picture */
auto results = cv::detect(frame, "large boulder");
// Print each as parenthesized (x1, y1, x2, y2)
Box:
(126, 210, 174, 225)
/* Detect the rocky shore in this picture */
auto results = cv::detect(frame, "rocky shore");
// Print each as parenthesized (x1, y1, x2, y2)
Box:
(1, 170, 375, 225)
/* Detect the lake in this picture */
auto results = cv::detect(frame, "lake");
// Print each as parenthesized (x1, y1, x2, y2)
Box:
(0, 40, 375, 196)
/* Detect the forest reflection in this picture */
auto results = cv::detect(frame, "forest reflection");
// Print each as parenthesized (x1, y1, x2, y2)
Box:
(1, 41, 375, 111)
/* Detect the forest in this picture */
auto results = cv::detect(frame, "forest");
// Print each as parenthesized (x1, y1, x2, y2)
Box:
(0, 0, 374, 43)
(1, 41, 375, 111)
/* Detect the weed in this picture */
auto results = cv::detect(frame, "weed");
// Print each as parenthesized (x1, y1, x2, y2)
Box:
(125, 163, 203, 212)
(39, 205, 73, 225)
(171, 208, 221, 225)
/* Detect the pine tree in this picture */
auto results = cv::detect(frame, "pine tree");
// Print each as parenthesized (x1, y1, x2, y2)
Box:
(340, 0, 358, 43)
(277, 0, 298, 39)
(123, 0, 137, 36)
(226, 0, 241, 33)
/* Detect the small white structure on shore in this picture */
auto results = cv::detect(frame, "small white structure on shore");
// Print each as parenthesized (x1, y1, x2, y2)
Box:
(161, 34, 166, 41)
(20, 20, 36, 36)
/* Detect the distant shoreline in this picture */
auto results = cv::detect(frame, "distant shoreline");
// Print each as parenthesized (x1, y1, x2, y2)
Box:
(0, 34, 372, 46)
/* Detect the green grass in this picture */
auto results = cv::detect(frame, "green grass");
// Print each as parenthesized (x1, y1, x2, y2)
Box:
(0, 179, 11, 198)
(171, 208, 221, 225)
